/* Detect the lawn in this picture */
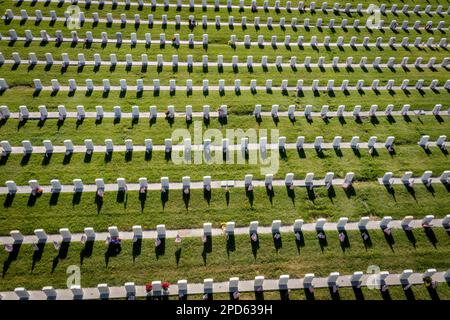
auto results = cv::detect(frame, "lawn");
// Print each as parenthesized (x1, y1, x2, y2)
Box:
(0, 0, 449, 299)
(1, 182, 449, 235)
(0, 227, 449, 291)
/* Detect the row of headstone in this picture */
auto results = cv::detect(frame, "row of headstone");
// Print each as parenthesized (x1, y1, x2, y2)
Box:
(229, 33, 448, 48)
(11, 267, 446, 300)
(7, 1, 447, 16)
(7, 9, 447, 32)
(4, 171, 355, 195)
(8, 213, 450, 246)
(381, 170, 450, 185)
(2, 103, 447, 122)
(6, 29, 208, 47)
(1, 133, 401, 157)
(256, 104, 448, 119)
(4, 52, 447, 70)
(27, 78, 450, 93)
(418, 135, 448, 150)
(6, 29, 448, 49)
(9, 213, 449, 246)
(3, 104, 228, 122)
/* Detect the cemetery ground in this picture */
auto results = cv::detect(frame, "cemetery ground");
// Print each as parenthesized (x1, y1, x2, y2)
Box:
(0, 0, 449, 301)
(1, 181, 450, 234)
(1, 228, 449, 296)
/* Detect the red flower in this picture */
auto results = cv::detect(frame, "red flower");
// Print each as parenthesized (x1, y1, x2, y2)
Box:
(162, 282, 170, 290)
(145, 283, 153, 292)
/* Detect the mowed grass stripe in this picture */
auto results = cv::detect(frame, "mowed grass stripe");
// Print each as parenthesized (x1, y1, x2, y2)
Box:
(0, 89, 446, 113)
(2, 63, 449, 87)
(1, 113, 448, 145)
(0, 182, 449, 234)
(3, 17, 448, 42)
(1, 145, 449, 184)
(0, 228, 449, 291)
(1, 40, 448, 62)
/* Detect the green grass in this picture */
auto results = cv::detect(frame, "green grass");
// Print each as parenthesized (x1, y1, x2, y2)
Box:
(0, 228, 448, 291)
(0, 86, 448, 114)
(1, 112, 448, 144)
(1, 182, 449, 235)
(1, 40, 447, 63)
(4, 16, 448, 43)
(1, 0, 449, 299)
(2, 61, 449, 88)
(1, 145, 449, 184)
(5, 0, 447, 21)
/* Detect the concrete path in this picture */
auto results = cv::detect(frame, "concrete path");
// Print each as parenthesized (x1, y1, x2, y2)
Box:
(6, 142, 447, 154)
(3, 109, 448, 120)
(0, 217, 447, 245)
(2, 36, 447, 50)
(0, 177, 357, 194)
(5, 83, 447, 92)
(3, 59, 447, 71)
(0, 271, 448, 300)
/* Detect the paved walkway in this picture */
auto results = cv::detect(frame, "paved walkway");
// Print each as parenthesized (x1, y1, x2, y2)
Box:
(5, 15, 443, 32)
(0, 218, 447, 245)
(0, 271, 448, 300)
(0, 177, 355, 194)
(14, 0, 447, 16)
(2, 36, 447, 50)
(6, 83, 447, 92)
(3, 109, 448, 120)
(6, 142, 446, 154)
(3, 59, 446, 71)
(2, 174, 448, 195)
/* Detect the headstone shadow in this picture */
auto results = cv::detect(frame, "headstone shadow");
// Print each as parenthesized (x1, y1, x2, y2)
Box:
(2, 243, 21, 276)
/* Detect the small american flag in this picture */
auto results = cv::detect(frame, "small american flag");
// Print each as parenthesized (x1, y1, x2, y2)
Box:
(4, 244, 13, 253)
(80, 235, 87, 244)
(175, 234, 182, 243)
(251, 233, 258, 242)
(155, 237, 161, 247)
(31, 242, 39, 251)
(53, 240, 60, 250)
(274, 233, 281, 240)
(295, 232, 301, 241)
(202, 235, 207, 243)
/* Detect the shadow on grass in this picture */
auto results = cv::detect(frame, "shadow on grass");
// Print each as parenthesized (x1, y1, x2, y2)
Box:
(201, 235, 212, 265)
(155, 238, 166, 260)
(133, 238, 142, 262)
(3, 193, 15, 208)
(80, 240, 94, 265)
(51, 241, 70, 273)
(2, 243, 21, 277)
(31, 242, 46, 271)
(104, 242, 122, 267)
(226, 234, 236, 258)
